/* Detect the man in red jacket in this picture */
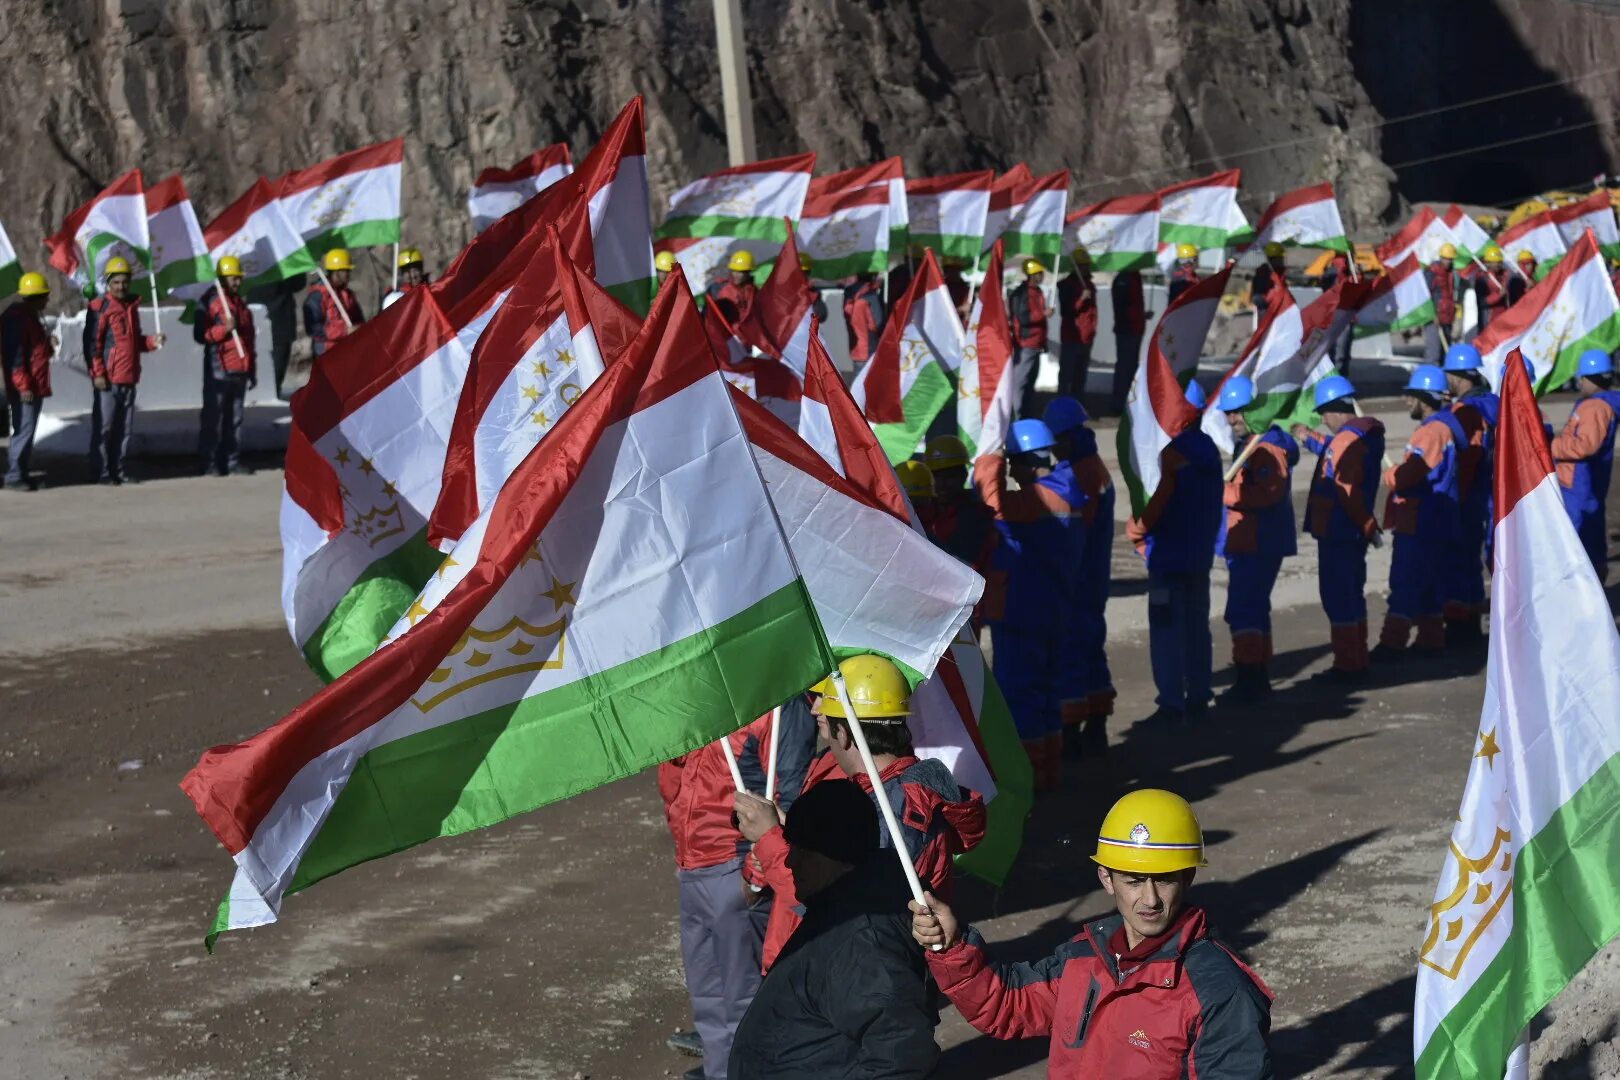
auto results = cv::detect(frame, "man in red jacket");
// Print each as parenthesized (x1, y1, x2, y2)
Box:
(196, 256, 258, 477)
(911, 788, 1273, 1078)
(303, 248, 365, 361)
(90, 256, 165, 485)
(1422, 243, 1458, 363)
(843, 271, 885, 367)
(1007, 258, 1050, 417)
(1056, 247, 1098, 399)
(2, 272, 54, 491)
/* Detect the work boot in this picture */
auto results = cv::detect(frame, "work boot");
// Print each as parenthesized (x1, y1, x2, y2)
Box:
(1217, 664, 1272, 706)
(1369, 642, 1406, 665)
(682, 1068, 707, 1080)
(1139, 707, 1186, 730)
(666, 1031, 703, 1058)
(1415, 615, 1447, 653)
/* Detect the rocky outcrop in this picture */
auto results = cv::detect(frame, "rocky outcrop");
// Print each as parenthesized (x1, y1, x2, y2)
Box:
(4, 0, 1618, 294)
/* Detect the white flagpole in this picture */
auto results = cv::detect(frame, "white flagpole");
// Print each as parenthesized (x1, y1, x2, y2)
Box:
(392, 241, 400, 291)
(717, 733, 746, 792)
(213, 279, 246, 359)
(764, 706, 781, 802)
(314, 265, 355, 329)
(148, 271, 163, 336)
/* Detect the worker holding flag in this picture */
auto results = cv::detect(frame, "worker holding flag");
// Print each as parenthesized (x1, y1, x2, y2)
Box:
(196, 256, 258, 478)
(2, 273, 54, 491)
(90, 256, 165, 485)
(1550, 348, 1620, 581)
(303, 249, 364, 359)
(1007, 258, 1050, 417)
(1423, 243, 1458, 362)
(1442, 343, 1496, 642)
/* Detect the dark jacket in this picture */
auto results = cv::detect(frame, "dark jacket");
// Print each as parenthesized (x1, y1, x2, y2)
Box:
(303, 284, 363, 357)
(730, 856, 939, 1079)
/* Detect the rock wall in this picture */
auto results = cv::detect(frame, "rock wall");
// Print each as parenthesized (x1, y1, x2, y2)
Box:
(4, 0, 1618, 293)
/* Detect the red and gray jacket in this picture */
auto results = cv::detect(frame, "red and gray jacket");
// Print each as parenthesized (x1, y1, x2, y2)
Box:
(303, 285, 364, 357)
(92, 295, 160, 385)
(1006, 281, 1048, 348)
(843, 279, 885, 362)
(1058, 270, 1098, 346)
(928, 905, 1274, 1079)
(1425, 260, 1457, 325)
(1, 303, 52, 398)
(199, 289, 257, 376)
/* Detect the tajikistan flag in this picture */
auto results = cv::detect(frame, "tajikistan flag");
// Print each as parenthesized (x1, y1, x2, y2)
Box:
(982, 165, 1032, 257)
(1157, 169, 1251, 250)
(907, 170, 994, 264)
(1551, 190, 1620, 261)
(1413, 352, 1620, 1079)
(1377, 207, 1460, 269)
(657, 152, 814, 289)
(1444, 205, 1494, 269)
(851, 248, 964, 463)
(168, 180, 319, 315)
(468, 143, 574, 234)
(281, 98, 651, 683)
(1118, 265, 1232, 513)
(1475, 230, 1620, 392)
(277, 138, 404, 256)
(956, 240, 1015, 459)
(1248, 183, 1351, 254)
(1497, 211, 1566, 279)
(144, 175, 213, 306)
(999, 169, 1069, 265)
(1064, 193, 1160, 272)
(0, 219, 21, 298)
(799, 178, 891, 280)
(43, 169, 150, 292)
(184, 276, 841, 948)
(736, 223, 818, 380)
(1355, 256, 1434, 337)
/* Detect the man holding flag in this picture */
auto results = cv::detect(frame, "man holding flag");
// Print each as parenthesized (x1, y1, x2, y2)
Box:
(1549, 348, 1620, 581)
(2, 272, 54, 492)
(303, 248, 364, 359)
(196, 256, 257, 478)
(90, 256, 165, 485)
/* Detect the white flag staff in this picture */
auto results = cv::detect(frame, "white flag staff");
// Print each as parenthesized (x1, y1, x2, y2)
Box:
(764, 706, 782, 802)
(315, 264, 354, 330)
(717, 733, 746, 793)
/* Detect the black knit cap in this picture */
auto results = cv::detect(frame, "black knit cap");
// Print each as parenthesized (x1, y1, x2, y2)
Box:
(783, 778, 880, 866)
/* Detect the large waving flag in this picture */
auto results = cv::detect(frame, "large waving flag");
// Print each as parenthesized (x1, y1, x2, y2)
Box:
(468, 143, 574, 234)
(1201, 287, 1304, 455)
(1157, 169, 1251, 250)
(143, 175, 213, 308)
(280, 98, 650, 683)
(801, 165, 896, 280)
(1377, 207, 1459, 269)
(169, 180, 319, 316)
(1550, 190, 1620, 261)
(1064, 194, 1160, 272)
(276, 138, 404, 256)
(44, 169, 150, 292)
(184, 276, 837, 948)
(999, 169, 1069, 265)
(957, 241, 1015, 459)
(1118, 264, 1233, 513)
(736, 223, 816, 379)
(982, 165, 1033, 255)
(1475, 230, 1620, 392)
(1497, 211, 1567, 279)
(1248, 183, 1351, 254)
(851, 248, 964, 463)
(0, 219, 22, 298)
(656, 152, 814, 290)
(1443, 205, 1494, 269)
(1413, 352, 1620, 1079)
(1354, 256, 1434, 337)
(907, 171, 994, 264)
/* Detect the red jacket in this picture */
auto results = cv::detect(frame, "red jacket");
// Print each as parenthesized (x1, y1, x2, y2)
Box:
(753, 752, 985, 972)
(1426, 260, 1457, 325)
(928, 906, 1274, 1079)
(92, 295, 159, 384)
(1112, 271, 1146, 336)
(844, 279, 885, 362)
(2, 303, 52, 397)
(1058, 271, 1098, 346)
(303, 284, 364, 355)
(200, 288, 257, 375)
(707, 279, 757, 326)
(1007, 281, 1049, 348)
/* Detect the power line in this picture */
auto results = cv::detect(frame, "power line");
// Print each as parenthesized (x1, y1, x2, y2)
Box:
(1382, 114, 1613, 172)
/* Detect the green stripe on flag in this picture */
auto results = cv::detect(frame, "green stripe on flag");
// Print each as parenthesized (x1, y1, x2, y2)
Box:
(999, 231, 1063, 264)
(1543, 309, 1620, 393)
(604, 277, 656, 318)
(0, 261, 21, 298)
(873, 363, 954, 464)
(1416, 752, 1620, 1079)
(305, 220, 404, 258)
(244, 250, 321, 293)
(1159, 223, 1235, 250)
(155, 254, 216, 296)
(807, 248, 889, 280)
(909, 234, 981, 265)
(656, 215, 790, 244)
(287, 581, 828, 896)
(302, 530, 446, 683)
(1115, 408, 1149, 517)
(953, 670, 1033, 887)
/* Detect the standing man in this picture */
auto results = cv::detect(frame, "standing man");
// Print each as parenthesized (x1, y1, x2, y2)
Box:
(797, 252, 828, 323)
(843, 271, 885, 370)
(655, 249, 678, 287)
(381, 247, 428, 309)
(1375, 365, 1464, 660)
(1044, 396, 1116, 755)
(918, 435, 999, 632)
(197, 257, 258, 478)
(2, 272, 54, 491)
(1110, 268, 1147, 415)
(82, 284, 111, 481)
(911, 788, 1274, 1077)
(1509, 249, 1537, 305)
(90, 256, 165, 485)
(1126, 389, 1224, 724)
(1442, 342, 1498, 642)
(1057, 247, 1098, 399)
(1423, 243, 1459, 363)
(1168, 244, 1201, 304)
(304, 248, 364, 361)
(707, 251, 758, 325)
(1473, 245, 1511, 334)
(1251, 242, 1287, 320)
(1007, 258, 1049, 418)
(1215, 376, 1300, 704)
(1550, 349, 1620, 582)
(1293, 376, 1384, 680)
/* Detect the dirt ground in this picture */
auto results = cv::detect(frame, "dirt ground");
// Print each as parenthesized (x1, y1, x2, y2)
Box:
(3, 396, 1618, 1080)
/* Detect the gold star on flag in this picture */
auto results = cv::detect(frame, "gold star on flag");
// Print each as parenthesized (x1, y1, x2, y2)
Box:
(1476, 729, 1502, 769)
(436, 555, 460, 580)
(531, 358, 547, 377)
(359, 457, 376, 476)
(542, 576, 578, 609)
(334, 447, 351, 466)
(521, 384, 541, 402)
(381, 479, 399, 498)
(403, 598, 430, 625)
(557, 348, 574, 366)
(532, 410, 552, 428)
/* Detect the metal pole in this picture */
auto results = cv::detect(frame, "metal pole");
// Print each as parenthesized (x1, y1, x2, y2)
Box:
(392, 241, 400, 291)
(213, 279, 246, 360)
(712, 0, 757, 166)
(764, 706, 781, 802)
(147, 271, 162, 337)
(314, 265, 355, 329)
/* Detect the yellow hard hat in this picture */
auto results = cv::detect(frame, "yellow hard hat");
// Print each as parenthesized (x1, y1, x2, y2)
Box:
(322, 248, 353, 272)
(1263, 241, 1285, 257)
(17, 272, 49, 297)
(797, 252, 814, 273)
(895, 459, 935, 499)
(727, 250, 756, 273)
(1071, 246, 1091, 266)
(1092, 788, 1207, 875)
(923, 434, 969, 472)
(216, 255, 243, 278)
(811, 654, 911, 720)
(1516, 249, 1535, 263)
(1438, 242, 1457, 260)
(654, 250, 677, 273)
(1023, 258, 1047, 275)
(1176, 243, 1199, 261)
(103, 256, 132, 277)
(1482, 244, 1504, 264)
(398, 247, 424, 269)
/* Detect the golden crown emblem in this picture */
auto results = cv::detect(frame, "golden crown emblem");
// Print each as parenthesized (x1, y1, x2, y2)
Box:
(1419, 826, 1514, 980)
(349, 500, 407, 548)
(411, 614, 568, 713)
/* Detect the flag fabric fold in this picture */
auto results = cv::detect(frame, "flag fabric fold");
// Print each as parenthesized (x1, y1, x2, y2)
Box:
(1474, 230, 1620, 392)
(145, 175, 213, 301)
(1377, 207, 1460, 270)
(1354, 256, 1434, 337)
(0, 219, 22, 298)
(800, 171, 894, 280)
(1496, 211, 1567, 279)
(276, 139, 404, 256)
(1247, 183, 1351, 254)
(1550, 191, 1620, 261)
(656, 153, 814, 291)
(469, 143, 575, 234)
(1157, 169, 1251, 250)
(169, 180, 320, 317)
(1442, 205, 1494, 269)
(998, 169, 1069, 265)
(44, 169, 150, 291)
(957, 241, 1015, 459)
(1064, 194, 1161, 272)
(907, 171, 995, 264)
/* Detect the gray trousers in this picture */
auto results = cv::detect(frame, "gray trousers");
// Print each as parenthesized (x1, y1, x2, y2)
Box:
(4, 391, 39, 487)
(200, 373, 249, 474)
(677, 857, 766, 1079)
(1058, 340, 1092, 399)
(89, 384, 137, 481)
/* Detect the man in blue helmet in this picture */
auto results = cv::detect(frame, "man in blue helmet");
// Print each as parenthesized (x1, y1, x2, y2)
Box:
(1213, 376, 1300, 704)
(1126, 384, 1224, 724)
(1043, 395, 1117, 756)
(1441, 342, 1497, 643)
(1293, 375, 1384, 678)
(1375, 365, 1464, 659)
(1550, 349, 1620, 581)
(974, 418, 1085, 788)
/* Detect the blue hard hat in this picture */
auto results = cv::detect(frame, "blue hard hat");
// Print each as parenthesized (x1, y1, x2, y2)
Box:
(1577, 348, 1614, 377)
(1405, 364, 1448, 395)
(1185, 380, 1207, 409)
(1218, 375, 1256, 412)
(1042, 395, 1089, 435)
(1008, 418, 1057, 455)
(1314, 373, 1356, 409)
(1443, 342, 1482, 373)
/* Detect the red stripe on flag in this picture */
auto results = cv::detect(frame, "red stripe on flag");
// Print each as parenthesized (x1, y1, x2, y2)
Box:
(1155, 168, 1242, 198)
(807, 158, 902, 202)
(276, 138, 404, 198)
(736, 221, 813, 360)
(988, 164, 1034, 211)
(201, 179, 279, 251)
(680, 151, 815, 182)
(1146, 265, 1235, 436)
(976, 241, 1013, 426)
(144, 175, 191, 216)
(863, 248, 946, 423)
(1496, 209, 1560, 251)
(801, 183, 891, 217)
(906, 170, 996, 196)
(1070, 192, 1160, 221)
(1494, 347, 1555, 523)
(1250, 182, 1338, 237)
(44, 168, 144, 276)
(1375, 206, 1439, 266)
(473, 143, 573, 187)
(1551, 189, 1611, 227)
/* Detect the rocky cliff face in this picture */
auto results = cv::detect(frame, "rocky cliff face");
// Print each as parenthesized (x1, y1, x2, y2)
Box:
(5, 0, 1619, 291)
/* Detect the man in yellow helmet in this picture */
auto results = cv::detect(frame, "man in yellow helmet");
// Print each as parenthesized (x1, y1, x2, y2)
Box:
(911, 789, 1273, 1078)
(88, 255, 165, 484)
(1423, 242, 1459, 363)
(381, 247, 428, 309)
(2, 273, 54, 490)
(655, 249, 678, 287)
(303, 248, 364, 360)
(1168, 243, 1201, 304)
(1008, 258, 1050, 417)
(196, 256, 258, 477)
(707, 249, 758, 325)
(1473, 244, 1511, 332)
(796, 250, 828, 323)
